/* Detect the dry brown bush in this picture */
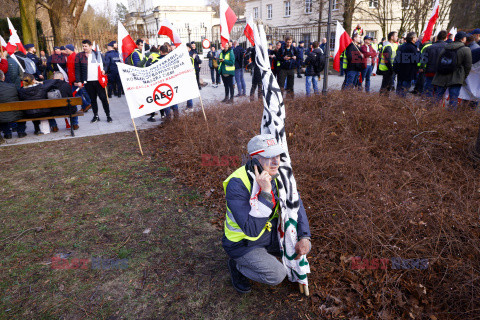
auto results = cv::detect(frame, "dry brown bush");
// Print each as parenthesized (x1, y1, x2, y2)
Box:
(145, 90, 480, 319)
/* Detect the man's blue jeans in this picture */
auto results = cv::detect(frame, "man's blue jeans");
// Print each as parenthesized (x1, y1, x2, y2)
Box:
(345, 71, 360, 89)
(164, 104, 179, 117)
(73, 86, 91, 109)
(396, 80, 412, 97)
(424, 76, 434, 97)
(1, 122, 26, 135)
(305, 76, 319, 96)
(361, 65, 373, 92)
(234, 69, 246, 95)
(186, 99, 193, 108)
(434, 85, 462, 110)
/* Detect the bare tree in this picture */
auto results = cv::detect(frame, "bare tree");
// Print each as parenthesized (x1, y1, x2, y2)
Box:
(207, 0, 245, 18)
(37, 0, 87, 45)
(0, 0, 20, 19)
(449, 0, 480, 29)
(19, 0, 38, 48)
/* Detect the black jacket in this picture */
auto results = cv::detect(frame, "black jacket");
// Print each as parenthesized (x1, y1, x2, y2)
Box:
(0, 81, 22, 123)
(75, 51, 103, 83)
(423, 40, 447, 74)
(277, 46, 298, 70)
(47, 53, 67, 72)
(394, 41, 419, 81)
(104, 50, 121, 75)
(18, 82, 55, 117)
(304, 48, 323, 76)
(233, 46, 245, 69)
(345, 42, 363, 72)
(27, 52, 43, 80)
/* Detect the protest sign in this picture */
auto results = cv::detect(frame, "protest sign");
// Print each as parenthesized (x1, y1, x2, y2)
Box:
(117, 44, 200, 119)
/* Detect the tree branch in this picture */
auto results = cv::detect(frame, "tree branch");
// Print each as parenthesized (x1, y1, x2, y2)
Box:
(36, 0, 52, 10)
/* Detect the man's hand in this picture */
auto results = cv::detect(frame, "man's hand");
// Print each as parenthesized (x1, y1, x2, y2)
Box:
(254, 165, 272, 193)
(292, 56, 297, 60)
(284, 56, 290, 60)
(39, 75, 44, 80)
(294, 238, 311, 259)
(74, 82, 83, 87)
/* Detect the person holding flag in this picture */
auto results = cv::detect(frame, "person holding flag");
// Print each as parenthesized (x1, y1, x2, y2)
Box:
(74, 39, 112, 123)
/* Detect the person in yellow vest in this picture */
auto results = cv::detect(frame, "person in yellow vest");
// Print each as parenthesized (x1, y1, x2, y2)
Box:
(130, 39, 144, 67)
(378, 31, 398, 95)
(223, 134, 311, 293)
(218, 41, 236, 104)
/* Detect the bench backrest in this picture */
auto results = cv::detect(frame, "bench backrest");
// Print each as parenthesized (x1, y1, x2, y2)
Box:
(0, 97, 83, 112)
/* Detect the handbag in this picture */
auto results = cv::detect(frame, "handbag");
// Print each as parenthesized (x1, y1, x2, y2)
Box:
(212, 59, 218, 69)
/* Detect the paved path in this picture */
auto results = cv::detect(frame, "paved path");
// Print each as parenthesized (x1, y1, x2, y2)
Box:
(0, 71, 382, 147)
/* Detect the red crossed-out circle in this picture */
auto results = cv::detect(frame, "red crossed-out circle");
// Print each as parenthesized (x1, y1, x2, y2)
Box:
(152, 83, 174, 106)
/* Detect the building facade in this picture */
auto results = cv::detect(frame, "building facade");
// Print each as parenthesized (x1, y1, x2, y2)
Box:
(125, 0, 218, 45)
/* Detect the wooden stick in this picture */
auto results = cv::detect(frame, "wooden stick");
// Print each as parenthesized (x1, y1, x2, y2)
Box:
(304, 284, 310, 296)
(131, 118, 144, 156)
(299, 283, 304, 294)
(105, 86, 110, 105)
(198, 95, 209, 128)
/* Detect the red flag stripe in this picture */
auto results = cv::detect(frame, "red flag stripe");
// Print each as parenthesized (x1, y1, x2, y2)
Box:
(333, 32, 351, 72)
(244, 24, 255, 46)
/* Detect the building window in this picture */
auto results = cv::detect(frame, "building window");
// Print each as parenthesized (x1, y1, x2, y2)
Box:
(305, 0, 313, 13)
(284, 1, 291, 17)
(332, 0, 338, 10)
(302, 33, 311, 45)
(369, 0, 378, 8)
(366, 31, 377, 39)
(253, 7, 259, 19)
(401, 0, 410, 8)
(267, 4, 272, 19)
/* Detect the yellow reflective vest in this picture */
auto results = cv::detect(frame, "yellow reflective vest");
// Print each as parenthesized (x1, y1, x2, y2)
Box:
(223, 166, 279, 243)
(378, 43, 397, 72)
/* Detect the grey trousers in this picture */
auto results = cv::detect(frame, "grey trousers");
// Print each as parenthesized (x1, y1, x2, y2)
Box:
(234, 247, 287, 286)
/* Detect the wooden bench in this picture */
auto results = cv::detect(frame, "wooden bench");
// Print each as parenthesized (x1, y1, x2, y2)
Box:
(0, 97, 83, 137)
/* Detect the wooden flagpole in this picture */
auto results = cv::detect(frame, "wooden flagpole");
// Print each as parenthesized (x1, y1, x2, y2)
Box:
(198, 95, 209, 129)
(131, 118, 144, 156)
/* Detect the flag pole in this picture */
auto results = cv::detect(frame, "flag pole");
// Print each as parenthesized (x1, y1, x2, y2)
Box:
(131, 117, 144, 156)
(198, 94, 209, 127)
(322, 0, 333, 95)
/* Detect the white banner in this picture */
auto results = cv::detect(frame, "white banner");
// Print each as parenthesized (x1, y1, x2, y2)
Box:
(117, 44, 200, 119)
(459, 61, 480, 102)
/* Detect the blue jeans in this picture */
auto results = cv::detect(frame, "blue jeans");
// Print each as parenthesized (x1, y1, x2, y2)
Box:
(164, 104, 179, 117)
(234, 69, 246, 95)
(345, 71, 360, 89)
(424, 76, 434, 97)
(186, 99, 193, 108)
(75, 87, 91, 109)
(396, 80, 412, 97)
(434, 85, 462, 110)
(361, 65, 373, 92)
(305, 75, 319, 96)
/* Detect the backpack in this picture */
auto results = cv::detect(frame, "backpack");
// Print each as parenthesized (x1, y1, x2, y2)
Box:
(47, 89, 62, 99)
(437, 48, 459, 75)
(313, 51, 325, 73)
(17, 56, 37, 75)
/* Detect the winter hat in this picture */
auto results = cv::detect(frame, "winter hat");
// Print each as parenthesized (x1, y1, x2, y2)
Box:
(65, 44, 75, 51)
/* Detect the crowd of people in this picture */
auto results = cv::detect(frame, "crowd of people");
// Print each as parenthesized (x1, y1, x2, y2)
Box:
(340, 27, 480, 110)
(0, 39, 130, 139)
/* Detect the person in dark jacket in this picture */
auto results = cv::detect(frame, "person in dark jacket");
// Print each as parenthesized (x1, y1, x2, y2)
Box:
(296, 41, 305, 78)
(18, 73, 57, 134)
(189, 41, 202, 90)
(344, 33, 364, 89)
(394, 32, 419, 97)
(304, 41, 323, 96)
(104, 41, 122, 98)
(25, 44, 44, 81)
(207, 46, 221, 87)
(223, 134, 311, 293)
(0, 70, 26, 139)
(248, 46, 263, 102)
(277, 36, 298, 99)
(433, 31, 472, 110)
(74, 39, 111, 123)
(421, 30, 447, 97)
(233, 41, 246, 96)
(47, 46, 67, 73)
(5, 53, 23, 89)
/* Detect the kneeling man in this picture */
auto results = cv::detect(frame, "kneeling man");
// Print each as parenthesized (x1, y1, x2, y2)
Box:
(222, 134, 311, 293)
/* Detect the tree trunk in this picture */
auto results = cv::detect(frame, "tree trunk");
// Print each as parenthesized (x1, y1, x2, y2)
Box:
(19, 0, 38, 49)
(343, 0, 355, 36)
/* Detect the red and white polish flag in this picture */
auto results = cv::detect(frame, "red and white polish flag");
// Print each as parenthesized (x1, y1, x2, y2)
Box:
(7, 18, 26, 55)
(158, 19, 182, 47)
(0, 35, 7, 51)
(220, 0, 237, 47)
(422, 0, 440, 44)
(118, 22, 137, 62)
(448, 27, 457, 39)
(244, 14, 255, 47)
(333, 21, 352, 72)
